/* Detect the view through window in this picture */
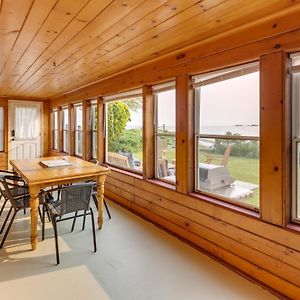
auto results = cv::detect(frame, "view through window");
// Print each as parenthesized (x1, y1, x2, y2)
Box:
(74, 104, 83, 156)
(292, 53, 300, 221)
(52, 109, 58, 150)
(105, 92, 143, 172)
(62, 107, 69, 153)
(193, 62, 260, 209)
(154, 84, 176, 184)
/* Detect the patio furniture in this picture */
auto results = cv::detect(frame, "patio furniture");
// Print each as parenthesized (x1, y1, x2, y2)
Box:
(206, 144, 232, 166)
(158, 159, 171, 178)
(10, 156, 109, 250)
(0, 175, 43, 249)
(42, 183, 96, 265)
(107, 152, 130, 168)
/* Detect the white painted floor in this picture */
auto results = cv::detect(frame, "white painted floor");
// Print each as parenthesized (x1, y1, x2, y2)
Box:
(0, 199, 278, 300)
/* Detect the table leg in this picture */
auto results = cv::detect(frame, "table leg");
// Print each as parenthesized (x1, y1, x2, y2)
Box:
(29, 185, 40, 250)
(97, 175, 106, 229)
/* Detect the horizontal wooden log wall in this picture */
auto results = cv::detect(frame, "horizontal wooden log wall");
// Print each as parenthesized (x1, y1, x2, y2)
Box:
(49, 16, 300, 298)
(0, 98, 50, 169)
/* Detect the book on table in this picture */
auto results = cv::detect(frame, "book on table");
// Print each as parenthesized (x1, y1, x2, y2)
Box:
(40, 159, 72, 168)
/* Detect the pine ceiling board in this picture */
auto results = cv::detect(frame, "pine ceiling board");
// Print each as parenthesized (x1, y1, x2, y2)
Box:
(0, 0, 34, 75)
(2, 0, 91, 95)
(0, 0, 58, 94)
(20, 0, 232, 96)
(17, 0, 211, 96)
(34, 0, 300, 97)
(15, 0, 164, 95)
(5, 0, 113, 97)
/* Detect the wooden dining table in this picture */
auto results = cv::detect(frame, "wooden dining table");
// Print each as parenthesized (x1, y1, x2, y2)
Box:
(10, 156, 110, 250)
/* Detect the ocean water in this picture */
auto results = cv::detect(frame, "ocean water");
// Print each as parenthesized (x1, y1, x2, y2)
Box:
(201, 125, 259, 137)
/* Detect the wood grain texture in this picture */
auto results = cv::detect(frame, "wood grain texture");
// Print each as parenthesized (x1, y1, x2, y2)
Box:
(1, 0, 300, 98)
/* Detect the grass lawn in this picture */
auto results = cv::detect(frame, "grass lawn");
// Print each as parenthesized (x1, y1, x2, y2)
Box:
(132, 149, 259, 208)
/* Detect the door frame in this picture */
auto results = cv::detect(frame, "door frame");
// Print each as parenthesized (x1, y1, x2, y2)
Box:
(8, 100, 43, 161)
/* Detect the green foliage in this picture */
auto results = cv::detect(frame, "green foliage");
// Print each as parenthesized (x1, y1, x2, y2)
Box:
(213, 131, 259, 158)
(107, 102, 131, 152)
(110, 129, 142, 153)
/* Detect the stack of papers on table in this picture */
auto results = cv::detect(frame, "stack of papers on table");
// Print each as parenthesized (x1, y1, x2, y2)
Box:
(40, 159, 72, 168)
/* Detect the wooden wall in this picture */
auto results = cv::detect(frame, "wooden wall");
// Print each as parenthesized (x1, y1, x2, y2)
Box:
(0, 98, 50, 169)
(49, 16, 300, 298)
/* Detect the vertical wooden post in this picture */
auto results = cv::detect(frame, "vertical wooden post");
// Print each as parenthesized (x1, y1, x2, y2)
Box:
(176, 75, 194, 194)
(143, 86, 155, 180)
(83, 100, 92, 161)
(260, 51, 289, 226)
(98, 97, 105, 164)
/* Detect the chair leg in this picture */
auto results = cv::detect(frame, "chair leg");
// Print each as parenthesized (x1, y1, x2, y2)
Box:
(38, 206, 43, 222)
(82, 210, 87, 231)
(0, 207, 12, 234)
(42, 204, 45, 241)
(90, 208, 97, 252)
(0, 198, 8, 217)
(47, 205, 60, 265)
(104, 200, 111, 219)
(92, 194, 98, 210)
(71, 211, 78, 232)
(0, 209, 18, 249)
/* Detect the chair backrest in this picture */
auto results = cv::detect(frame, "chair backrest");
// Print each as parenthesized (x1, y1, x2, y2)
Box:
(221, 144, 232, 166)
(158, 159, 170, 178)
(107, 152, 130, 168)
(59, 183, 93, 215)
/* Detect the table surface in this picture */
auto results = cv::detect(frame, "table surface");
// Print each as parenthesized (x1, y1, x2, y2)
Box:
(10, 156, 109, 185)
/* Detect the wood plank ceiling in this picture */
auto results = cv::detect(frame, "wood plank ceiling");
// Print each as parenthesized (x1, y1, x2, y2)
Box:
(0, 0, 300, 99)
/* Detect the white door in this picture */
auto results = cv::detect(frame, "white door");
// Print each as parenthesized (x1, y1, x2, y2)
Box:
(8, 101, 42, 161)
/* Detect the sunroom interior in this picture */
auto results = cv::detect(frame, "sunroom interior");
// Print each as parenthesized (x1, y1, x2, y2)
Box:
(1, 1, 300, 299)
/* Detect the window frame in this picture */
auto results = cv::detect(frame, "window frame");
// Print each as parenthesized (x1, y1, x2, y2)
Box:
(74, 103, 83, 157)
(91, 101, 98, 160)
(193, 62, 260, 211)
(52, 108, 58, 151)
(153, 82, 176, 185)
(104, 89, 143, 175)
(291, 53, 300, 223)
(62, 106, 69, 153)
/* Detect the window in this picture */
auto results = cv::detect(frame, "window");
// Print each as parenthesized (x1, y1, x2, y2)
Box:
(0, 107, 3, 152)
(52, 109, 58, 150)
(62, 107, 69, 153)
(193, 62, 260, 209)
(74, 104, 83, 156)
(91, 102, 97, 159)
(153, 82, 176, 184)
(105, 89, 143, 173)
(292, 53, 300, 221)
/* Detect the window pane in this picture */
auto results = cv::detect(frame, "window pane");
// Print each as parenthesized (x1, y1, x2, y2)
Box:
(292, 56, 300, 221)
(0, 107, 3, 152)
(106, 97, 143, 172)
(195, 65, 260, 209)
(74, 105, 83, 156)
(53, 110, 58, 150)
(62, 108, 69, 152)
(155, 89, 176, 183)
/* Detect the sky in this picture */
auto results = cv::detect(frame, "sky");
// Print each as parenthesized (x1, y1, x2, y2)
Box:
(125, 72, 259, 129)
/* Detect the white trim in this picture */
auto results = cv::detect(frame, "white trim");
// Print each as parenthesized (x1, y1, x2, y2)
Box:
(103, 88, 142, 103)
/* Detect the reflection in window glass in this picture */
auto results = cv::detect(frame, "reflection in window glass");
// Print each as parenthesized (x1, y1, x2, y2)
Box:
(0, 107, 3, 152)
(155, 88, 176, 184)
(62, 107, 69, 153)
(91, 104, 97, 159)
(74, 105, 83, 156)
(52, 109, 58, 150)
(194, 63, 260, 209)
(106, 97, 143, 172)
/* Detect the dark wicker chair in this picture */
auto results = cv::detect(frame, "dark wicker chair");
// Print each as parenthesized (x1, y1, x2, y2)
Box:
(42, 183, 96, 265)
(0, 169, 25, 220)
(0, 175, 43, 249)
